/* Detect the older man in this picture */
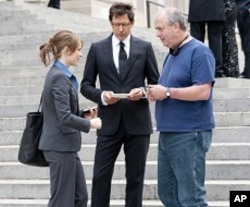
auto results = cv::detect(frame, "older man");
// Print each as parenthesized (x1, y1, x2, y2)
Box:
(148, 7, 215, 207)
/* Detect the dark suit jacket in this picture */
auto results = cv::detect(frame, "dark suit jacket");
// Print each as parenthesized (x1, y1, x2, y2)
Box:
(39, 66, 90, 152)
(236, 0, 250, 19)
(80, 34, 159, 136)
(188, 0, 226, 22)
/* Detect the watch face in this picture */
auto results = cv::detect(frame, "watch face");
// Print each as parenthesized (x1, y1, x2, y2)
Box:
(166, 89, 171, 97)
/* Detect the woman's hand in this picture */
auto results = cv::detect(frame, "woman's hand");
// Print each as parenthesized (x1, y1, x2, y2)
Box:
(90, 117, 102, 129)
(83, 107, 98, 119)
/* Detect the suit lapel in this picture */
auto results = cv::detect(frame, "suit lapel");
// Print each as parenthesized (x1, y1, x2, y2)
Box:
(102, 36, 122, 81)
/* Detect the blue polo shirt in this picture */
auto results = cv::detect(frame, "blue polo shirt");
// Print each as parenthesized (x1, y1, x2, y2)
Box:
(155, 39, 215, 132)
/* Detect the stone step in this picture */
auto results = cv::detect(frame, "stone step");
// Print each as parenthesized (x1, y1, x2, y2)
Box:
(0, 129, 100, 145)
(1, 126, 249, 146)
(2, 141, 250, 161)
(0, 85, 44, 96)
(0, 179, 248, 201)
(0, 24, 55, 36)
(0, 160, 250, 180)
(13, 2, 111, 33)
(0, 14, 45, 25)
(214, 112, 250, 127)
(0, 80, 239, 96)
(0, 58, 86, 67)
(0, 73, 244, 87)
(0, 95, 91, 106)
(13, 1, 111, 28)
(0, 32, 53, 44)
(0, 78, 250, 97)
(214, 98, 250, 112)
(0, 199, 229, 207)
(1, 112, 250, 131)
(0, 30, 109, 43)
(0, 50, 89, 61)
(13, 1, 163, 45)
(214, 77, 250, 88)
(214, 87, 250, 98)
(0, 72, 249, 86)
(0, 76, 46, 87)
(0, 68, 47, 77)
(0, 102, 94, 117)
(213, 126, 250, 142)
(0, 1, 20, 8)
(0, 58, 44, 68)
(0, 10, 32, 17)
(0, 34, 103, 51)
(1, 95, 250, 114)
(0, 45, 162, 61)
(0, 51, 41, 61)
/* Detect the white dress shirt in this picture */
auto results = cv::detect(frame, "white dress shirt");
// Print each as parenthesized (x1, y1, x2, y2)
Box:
(112, 34, 130, 70)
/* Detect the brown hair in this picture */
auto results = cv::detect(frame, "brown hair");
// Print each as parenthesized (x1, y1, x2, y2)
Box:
(39, 30, 82, 66)
(108, 2, 135, 23)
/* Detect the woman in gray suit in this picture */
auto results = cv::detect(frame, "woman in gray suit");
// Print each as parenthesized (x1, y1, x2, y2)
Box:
(38, 30, 102, 207)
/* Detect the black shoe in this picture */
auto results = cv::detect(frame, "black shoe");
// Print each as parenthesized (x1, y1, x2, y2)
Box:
(226, 71, 240, 78)
(215, 70, 225, 78)
(239, 72, 246, 78)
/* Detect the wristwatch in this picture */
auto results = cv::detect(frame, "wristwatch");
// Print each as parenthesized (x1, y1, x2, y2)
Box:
(165, 88, 171, 98)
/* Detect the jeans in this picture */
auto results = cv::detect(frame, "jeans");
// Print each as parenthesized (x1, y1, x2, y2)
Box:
(157, 131, 212, 207)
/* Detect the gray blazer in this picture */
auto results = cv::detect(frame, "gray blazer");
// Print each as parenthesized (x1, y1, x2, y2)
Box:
(39, 66, 90, 152)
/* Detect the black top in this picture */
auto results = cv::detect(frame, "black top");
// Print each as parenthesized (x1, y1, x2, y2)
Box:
(188, 0, 226, 22)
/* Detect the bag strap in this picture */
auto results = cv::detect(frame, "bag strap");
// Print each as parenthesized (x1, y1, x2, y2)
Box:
(38, 92, 43, 112)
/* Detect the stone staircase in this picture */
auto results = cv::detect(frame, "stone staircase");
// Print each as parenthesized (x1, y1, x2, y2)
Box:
(1, 1, 250, 207)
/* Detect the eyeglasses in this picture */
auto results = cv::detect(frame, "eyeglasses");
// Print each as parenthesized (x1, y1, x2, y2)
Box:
(111, 22, 131, 28)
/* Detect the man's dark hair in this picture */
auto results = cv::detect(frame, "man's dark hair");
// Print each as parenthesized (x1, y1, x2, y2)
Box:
(109, 2, 135, 23)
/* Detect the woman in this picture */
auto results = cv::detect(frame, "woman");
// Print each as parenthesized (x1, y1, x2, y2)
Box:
(38, 30, 102, 207)
(222, 0, 240, 77)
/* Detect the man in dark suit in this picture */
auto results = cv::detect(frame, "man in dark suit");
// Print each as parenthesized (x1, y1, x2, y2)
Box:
(236, 0, 250, 78)
(188, 0, 226, 77)
(80, 2, 159, 207)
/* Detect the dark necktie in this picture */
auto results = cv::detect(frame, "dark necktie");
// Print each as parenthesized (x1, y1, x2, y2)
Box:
(119, 41, 127, 74)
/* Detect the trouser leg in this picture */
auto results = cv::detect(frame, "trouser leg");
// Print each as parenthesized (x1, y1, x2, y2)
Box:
(190, 22, 205, 42)
(91, 134, 122, 207)
(124, 135, 150, 207)
(207, 21, 224, 76)
(44, 151, 87, 207)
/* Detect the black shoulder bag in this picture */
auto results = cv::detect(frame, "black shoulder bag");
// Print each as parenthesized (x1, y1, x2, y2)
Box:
(18, 94, 48, 167)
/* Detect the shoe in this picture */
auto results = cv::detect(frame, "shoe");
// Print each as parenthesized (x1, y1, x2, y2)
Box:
(215, 70, 225, 78)
(239, 72, 244, 77)
(226, 71, 240, 78)
(240, 75, 250, 79)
